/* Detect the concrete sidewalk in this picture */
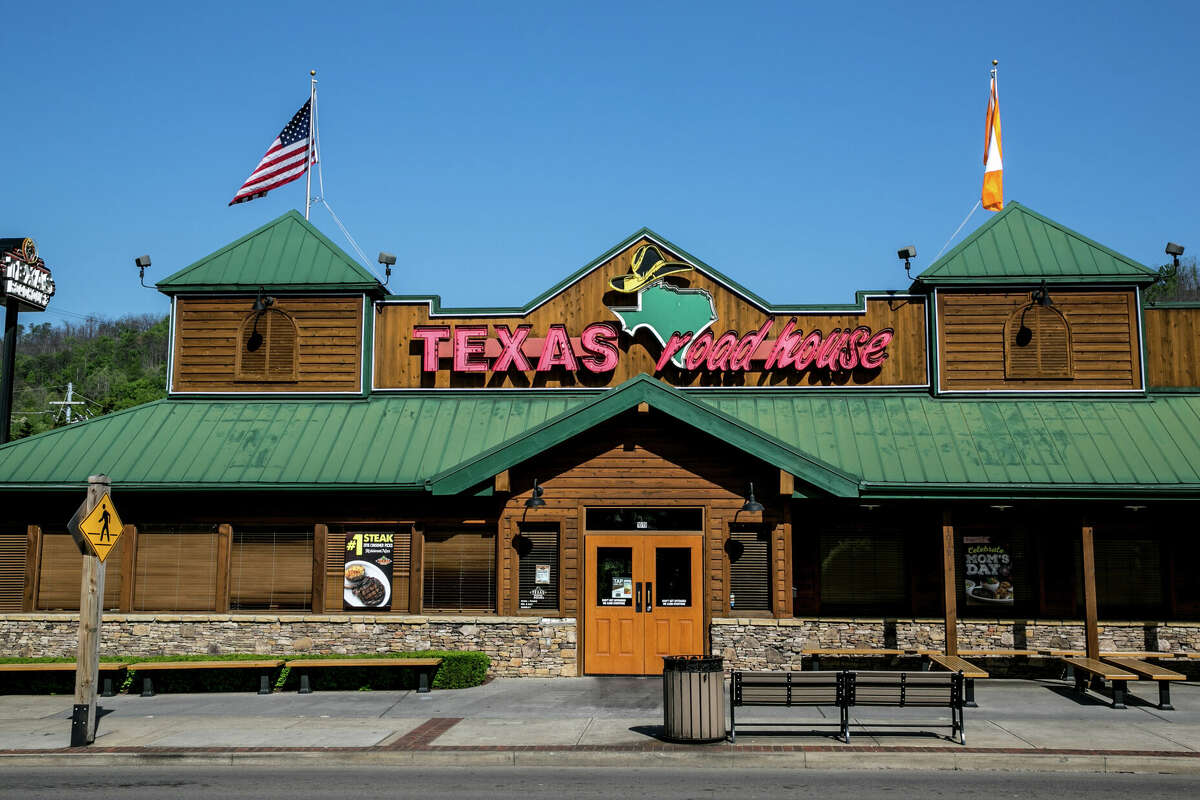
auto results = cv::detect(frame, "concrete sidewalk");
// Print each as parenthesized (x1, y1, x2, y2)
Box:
(1, 677, 1199, 773)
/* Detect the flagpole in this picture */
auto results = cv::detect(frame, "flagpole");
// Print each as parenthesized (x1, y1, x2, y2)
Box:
(306, 70, 317, 220)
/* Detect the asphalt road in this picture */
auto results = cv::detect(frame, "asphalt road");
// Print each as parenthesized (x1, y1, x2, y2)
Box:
(1, 766, 1197, 800)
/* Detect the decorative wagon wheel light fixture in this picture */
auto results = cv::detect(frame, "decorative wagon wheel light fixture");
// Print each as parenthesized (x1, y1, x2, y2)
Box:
(741, 482, 764, 513)
(525, 478, 546, 509)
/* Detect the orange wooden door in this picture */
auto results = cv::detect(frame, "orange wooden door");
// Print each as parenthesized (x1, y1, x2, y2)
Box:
(584, 534, 704, 675)
(641, 535, 704, 675)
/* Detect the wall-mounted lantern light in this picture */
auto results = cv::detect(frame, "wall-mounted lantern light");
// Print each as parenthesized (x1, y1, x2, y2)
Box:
(741, 482, 764, 513)
(525, 478, 546, 509)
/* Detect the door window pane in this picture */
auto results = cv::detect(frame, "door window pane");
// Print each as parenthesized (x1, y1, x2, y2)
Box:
(655, 547, 692, 607)
(596, 546, 633, 606)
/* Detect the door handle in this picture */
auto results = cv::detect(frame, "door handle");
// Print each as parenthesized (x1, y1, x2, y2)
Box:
(646, 582, 653, 610)
(635, 582, 642, 613)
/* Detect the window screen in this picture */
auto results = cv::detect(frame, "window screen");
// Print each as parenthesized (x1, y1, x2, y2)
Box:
(134, 525, 219, 611)
(423, 528, 495, 611)
(819, 532, 906, 609)
(37, 532, 122, 611)
(515, 524, 558, 612)
(728, 525, 770, 611)
(230, 527, 313, 611)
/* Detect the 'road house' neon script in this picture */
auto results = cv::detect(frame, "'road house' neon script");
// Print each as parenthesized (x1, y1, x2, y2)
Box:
(411, 319, 894, 374)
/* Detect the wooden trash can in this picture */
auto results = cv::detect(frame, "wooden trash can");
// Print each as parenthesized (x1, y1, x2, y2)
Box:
(662, 655, 726, 743)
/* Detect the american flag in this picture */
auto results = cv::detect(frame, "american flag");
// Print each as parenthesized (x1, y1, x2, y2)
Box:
(229, 99, 313, 206)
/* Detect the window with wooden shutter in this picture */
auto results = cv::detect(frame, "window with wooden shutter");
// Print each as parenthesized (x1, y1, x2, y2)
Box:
(515, 523, 559, 613)
(229, 527, 313, 611)
(727, 524, 770, 612)
(133, 525, 218, 611)
(0, 533, 28, 612)
(235, 308, 299, 382)
(37, 532, 122, 611)
(818, 531, 906, 611)
(1004, 303, 1073, 379)
(422, 527, 495, 612)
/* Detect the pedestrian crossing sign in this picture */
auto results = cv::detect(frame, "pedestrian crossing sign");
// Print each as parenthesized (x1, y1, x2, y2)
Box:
(76, 493, 124, 562)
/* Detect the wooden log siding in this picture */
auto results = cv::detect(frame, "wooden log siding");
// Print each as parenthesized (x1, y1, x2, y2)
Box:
(938, 289, 1142, 391)
(374, 237, 928, 389)
(498, 410, 790, 619)
(171, 295, 362, 392)
(1144, 307, 1200, 388)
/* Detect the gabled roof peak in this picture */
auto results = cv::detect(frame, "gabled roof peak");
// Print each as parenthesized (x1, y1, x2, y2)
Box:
(157, 210, 383, 294)
(917, 202, 1156, 286)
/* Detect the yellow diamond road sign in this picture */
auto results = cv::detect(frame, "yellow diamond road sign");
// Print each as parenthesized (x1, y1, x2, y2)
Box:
(78, 493, 123, 562)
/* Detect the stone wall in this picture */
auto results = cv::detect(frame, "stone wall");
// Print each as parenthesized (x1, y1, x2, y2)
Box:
(712, 617, 1200, 671)
(0, 614, 578, 677)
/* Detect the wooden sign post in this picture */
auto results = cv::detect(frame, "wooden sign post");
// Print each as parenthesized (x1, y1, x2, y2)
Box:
(67, 474, 122, 748)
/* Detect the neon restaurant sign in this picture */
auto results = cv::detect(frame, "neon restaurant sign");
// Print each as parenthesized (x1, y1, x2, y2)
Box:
(411, 319, 894, 376)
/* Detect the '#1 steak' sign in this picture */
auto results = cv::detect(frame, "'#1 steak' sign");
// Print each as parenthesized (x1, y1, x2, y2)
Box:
(411, 318, 894, 375)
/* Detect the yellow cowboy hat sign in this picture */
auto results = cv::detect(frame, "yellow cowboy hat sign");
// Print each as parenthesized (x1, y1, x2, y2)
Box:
(608, 244, 693, 293)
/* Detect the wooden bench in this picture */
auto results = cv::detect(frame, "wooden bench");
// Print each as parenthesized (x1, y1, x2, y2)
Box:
(925, 654, 988, 707)
(126, 660, 284, 697)
(802, 648, 919, 671)
(285, 657, 443, 694)
(1059, 657, 1137, 709)
(0, 662, 129, 697)
(730, 670, 848, 743)
(1103, 657, 1186, 711)
(848, 670, 966, 745)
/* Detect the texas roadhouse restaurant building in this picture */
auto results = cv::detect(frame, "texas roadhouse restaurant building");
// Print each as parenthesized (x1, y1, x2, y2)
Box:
(1, 202, 1198, 676)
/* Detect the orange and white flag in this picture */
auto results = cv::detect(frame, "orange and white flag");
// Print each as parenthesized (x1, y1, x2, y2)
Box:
(982, 72, 1003, 211)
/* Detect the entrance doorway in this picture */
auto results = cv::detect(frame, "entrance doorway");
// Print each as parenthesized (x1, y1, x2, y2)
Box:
(583, 532, 704, 675)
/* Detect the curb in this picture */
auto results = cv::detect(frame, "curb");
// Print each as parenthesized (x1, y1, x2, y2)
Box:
(2, 748, 1198, 774)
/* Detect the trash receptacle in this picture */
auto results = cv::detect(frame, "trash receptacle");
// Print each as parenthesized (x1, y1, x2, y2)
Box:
(662, 655, 726, 743)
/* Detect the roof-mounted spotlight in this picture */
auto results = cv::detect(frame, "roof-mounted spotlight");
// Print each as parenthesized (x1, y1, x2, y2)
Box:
(897, 246, 917, 280)
(1166, 242, 1185, 269)
(134, 254, 152, 288)
(378, 251, 396, 288)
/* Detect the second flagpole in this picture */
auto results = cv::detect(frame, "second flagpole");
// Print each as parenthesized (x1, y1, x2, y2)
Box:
(306, 70, 317, 221)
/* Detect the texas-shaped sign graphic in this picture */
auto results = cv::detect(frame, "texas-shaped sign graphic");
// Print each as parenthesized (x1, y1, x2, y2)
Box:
(607, 282, 717, 369)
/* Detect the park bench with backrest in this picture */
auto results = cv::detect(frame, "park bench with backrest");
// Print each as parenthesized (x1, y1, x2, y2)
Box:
(847, 670, 966, 745)
(729, 670, 848, 743)
(284, 657, 443, 694)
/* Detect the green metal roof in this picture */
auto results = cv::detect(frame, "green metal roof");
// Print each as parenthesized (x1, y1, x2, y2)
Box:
(156, 211, 383, 294)
(916, 202, 1156, 286)
(2, 381, 1199, 498)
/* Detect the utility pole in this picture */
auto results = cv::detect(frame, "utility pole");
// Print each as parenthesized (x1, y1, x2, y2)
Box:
(49, 382, 87, 423)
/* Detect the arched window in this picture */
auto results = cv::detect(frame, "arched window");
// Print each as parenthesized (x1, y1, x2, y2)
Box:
(235, 308, 298, 382)
(1004, 302, 1072, 380)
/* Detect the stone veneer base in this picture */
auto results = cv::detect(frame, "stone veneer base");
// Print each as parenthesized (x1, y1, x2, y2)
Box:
(1, 615, 1197, 677)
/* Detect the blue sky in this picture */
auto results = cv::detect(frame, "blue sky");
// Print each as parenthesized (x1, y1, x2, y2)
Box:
(5, 1, 1197, 325)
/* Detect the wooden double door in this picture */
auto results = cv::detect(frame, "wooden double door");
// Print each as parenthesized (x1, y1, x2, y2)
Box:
(583, 533, 704, 675)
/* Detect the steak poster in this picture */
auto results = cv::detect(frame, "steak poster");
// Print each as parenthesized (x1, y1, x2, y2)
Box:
(344, 531, 394, 611)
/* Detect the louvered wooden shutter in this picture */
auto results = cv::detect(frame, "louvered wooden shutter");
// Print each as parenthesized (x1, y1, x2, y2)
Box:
(1005, 304, 1073, 379)
(818, 532, 906, 609)
(324, 528, 347, 611)
(515, 524, 559, 612)
(235, 309, 298, 382)
(134, 527, 218, 611)
(728, 526, 770, 611)
(393, 530, 411, 612)
(229, 528, 313, 610)
(422, 529, 495, 611)
(0, 533, 27, 611)
(36, 533, 122, 610)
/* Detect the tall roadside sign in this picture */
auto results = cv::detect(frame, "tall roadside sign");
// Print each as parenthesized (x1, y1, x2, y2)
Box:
(67, 475, 122, 747)
(0, 237, 55, 442)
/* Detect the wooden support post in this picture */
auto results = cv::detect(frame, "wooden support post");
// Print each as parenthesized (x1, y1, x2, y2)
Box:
(1081, 523, 1100, 660)
(215, 524, 232, 613)
(779, 470, 794, 497)
(494, 469, 510, 493)
(312, 524, 328, 613)
(942, 510, 958, 657)
(23, 525, 40, 612)
(71, 475, 108, 747)
(118, 525, 137, 612)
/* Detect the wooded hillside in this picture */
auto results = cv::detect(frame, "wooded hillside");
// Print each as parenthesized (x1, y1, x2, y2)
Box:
(7, 314, 168, 440)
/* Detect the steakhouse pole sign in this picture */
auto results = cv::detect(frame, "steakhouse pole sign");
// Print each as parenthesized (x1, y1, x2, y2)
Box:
(0, 237, 55, 442)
